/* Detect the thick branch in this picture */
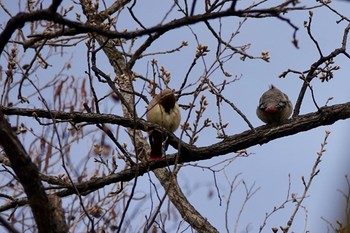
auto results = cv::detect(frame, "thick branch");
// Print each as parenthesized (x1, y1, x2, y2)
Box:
(154, 168, 219, 233)
(2, 101, 350, 153)
(0, 3, 298, 56)
(0, 106, 149, 130)
(1, 102, 349, 212)
(0, 112, 67, 233)
(0, 1, 64, 55)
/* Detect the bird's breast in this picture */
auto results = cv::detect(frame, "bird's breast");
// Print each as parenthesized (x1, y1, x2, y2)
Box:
(147, 103, 181, 132)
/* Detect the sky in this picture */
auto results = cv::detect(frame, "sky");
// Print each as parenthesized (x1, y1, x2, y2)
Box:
(119, 1, 350, 232)
(0, 0, 350, 232)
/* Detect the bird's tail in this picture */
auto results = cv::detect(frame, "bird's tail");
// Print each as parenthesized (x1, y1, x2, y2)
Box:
(149, 131, 163, 160)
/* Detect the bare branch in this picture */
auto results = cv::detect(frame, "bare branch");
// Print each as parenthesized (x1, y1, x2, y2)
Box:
(283, 130, 331, 232)
(0, 111, 67, 233)
(0, 2, 304, 56)
(293, 22, 350, 116)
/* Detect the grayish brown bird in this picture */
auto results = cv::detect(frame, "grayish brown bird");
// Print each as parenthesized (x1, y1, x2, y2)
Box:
(146, 89, 181, 159)
(256, 85, 293, 124)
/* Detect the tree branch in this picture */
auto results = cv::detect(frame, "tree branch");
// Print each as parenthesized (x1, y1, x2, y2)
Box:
(292, 22, 350, 116)
(2, 101, 350, 158)
(154, 168, 219, 233)
(0, 2, 301, 56)
(0, 112, 67, 233)
(1, 102, 349, 212)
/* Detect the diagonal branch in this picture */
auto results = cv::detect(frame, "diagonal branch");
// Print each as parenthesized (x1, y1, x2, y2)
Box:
(154, 168, 219, 233)
(1, 102, 349, 213)
(0, 112, 67, 233)
(2, 101, 350, 159)
(292, 22, 350, 117)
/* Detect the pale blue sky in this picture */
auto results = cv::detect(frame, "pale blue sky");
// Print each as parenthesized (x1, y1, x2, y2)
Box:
(0, 1, 350, 232)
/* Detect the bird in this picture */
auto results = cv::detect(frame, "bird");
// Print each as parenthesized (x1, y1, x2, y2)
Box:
(146, 88, 181, 160)
(256, 85, 293, 124)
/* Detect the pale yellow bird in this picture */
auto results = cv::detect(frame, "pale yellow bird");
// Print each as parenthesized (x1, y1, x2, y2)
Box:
(146, 89, 181, 159)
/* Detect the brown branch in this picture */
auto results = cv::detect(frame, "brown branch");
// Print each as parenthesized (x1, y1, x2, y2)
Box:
(48, 0, 63, 13)
(0, 0, 64, 55)
(0, 2, 301, 56)
(2, 101, 350, 156)
(1, 102, 349, 213)
(0, 106, 148, 130)
(293, 22, 350, 117)
(0, 111, 67, 233)
(98, 0, 132, 20)
(0, 215, 20, 233)
(153, 168, 219, 233)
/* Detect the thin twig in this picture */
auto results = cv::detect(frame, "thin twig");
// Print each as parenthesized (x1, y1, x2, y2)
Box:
(284, 130, 331, 232)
